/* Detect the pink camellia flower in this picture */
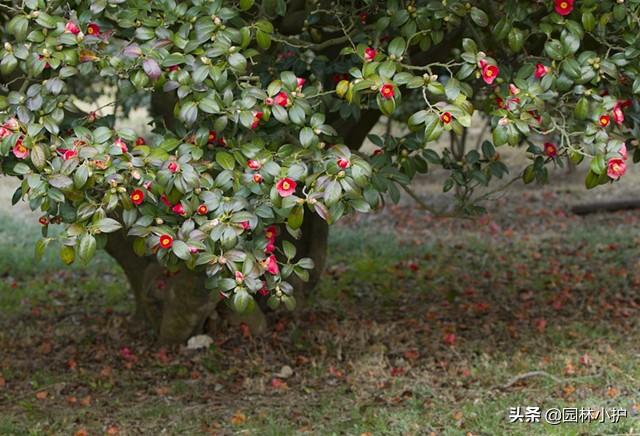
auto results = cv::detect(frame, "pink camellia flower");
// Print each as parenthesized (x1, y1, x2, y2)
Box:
(251, 111, 263, 129)
(480, 61, 499, 85)
(607, 157, 626, 180)
(12, 139, 28, 159)
(3, 117, 19, 131)
(265, 225, 277, 242)
(64, 21, 81, 35)
(264, 242, 275, 254)
(0, 126, 10, 139)
(276, 177, 297, 197)
(172, 203, 186, 215)
(235, 271, 244, 283)
(296, 77, 306, 90)
(265, 97, 274, 106)
(509, 84, 520, 95)
(240, 221, 251, 230)
(167, 162, 180, 173)
(160, 195, 172, 207)
(247, 159, 261, 170)
(114, 138, 128, 153)
(612, 100, 630, 126)
(364, 47, 377, 62)
(189, 246, 200, 254)
(58, 148, 78, 160)
(265, 255, 279, 275)
(379, 83, 395, 99)
(535, 63, 549, 79)
(274, 91, 289, 107)
(337, 158, 350, 169)
(543, 142, 558, 158)
(619, 143, 628, 160)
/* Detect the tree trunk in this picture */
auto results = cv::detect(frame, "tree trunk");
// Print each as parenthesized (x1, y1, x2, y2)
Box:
(571, 199, 640, 215)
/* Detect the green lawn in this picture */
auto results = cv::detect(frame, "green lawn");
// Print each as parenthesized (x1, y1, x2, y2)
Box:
(1, 199, 639, 435)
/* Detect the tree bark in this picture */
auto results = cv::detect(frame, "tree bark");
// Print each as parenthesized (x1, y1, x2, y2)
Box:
(571, 199, 640, 215)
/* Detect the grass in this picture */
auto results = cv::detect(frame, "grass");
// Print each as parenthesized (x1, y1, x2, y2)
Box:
(1, 191, 640, 435)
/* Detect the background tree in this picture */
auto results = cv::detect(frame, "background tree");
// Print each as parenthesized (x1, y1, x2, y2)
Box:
(0, 0, 637, 343)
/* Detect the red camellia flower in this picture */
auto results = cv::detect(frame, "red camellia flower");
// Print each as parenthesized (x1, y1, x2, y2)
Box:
(167, 161, 180, 173)
(337, 158, 350, 169)
(172, 203, 186, 215)
(265, 255, 279, 275)
(64, 21, 81, 35)
(115, 137, 128, 153)
(247, 159, 261, 170)
(607, 157, 626, 180)
(160, 194, 172, 208)
(359, 12, 368, 24)
(535, 63, 549, 79)
(57, 148, 77, 160)
(276, 177, 297, 197)
(612, 100, 630, 126)
(274, 91, 289, 107)
(135, 136, 145, 145)
(543, 142, 558, 158)
(197, 204, 208, 215)
(599, 114, 611, 127)
(379, 83, 395, 99)
(364, 47, 377, 62)
(12, 140, 28, 159)
(207, 130, 217, 144)
(130, 189, 144, 206)
(480, 61, 499, 85)
(253, 173, 264, 183)
(159, 234, 173, 249)
(251, 111, 263, 129)
(554, 0, 574, 16)
(265, 225, 277, 242)
(39, 216, 48, 225)
(264, 242, 275, 254)
(440, 112, 452, 124)
(86, 23, 101, 36)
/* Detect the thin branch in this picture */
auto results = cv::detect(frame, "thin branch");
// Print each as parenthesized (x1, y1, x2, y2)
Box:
(495, 371, 562, 391)
(400, 184, 471, 219)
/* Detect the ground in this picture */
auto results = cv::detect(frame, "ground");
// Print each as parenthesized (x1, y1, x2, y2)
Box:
(1, 160, 640, 435)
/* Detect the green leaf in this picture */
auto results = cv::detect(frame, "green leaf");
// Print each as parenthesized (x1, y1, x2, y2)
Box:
(233, 289, 251, 312)
(60, 245, 75, 265)
(94, 218, 122, 233)
(78, 233, 96, 265)
(216, 151, 235, 170)
(282, 240, 296, 260)
(470, 7, 489, 27)
(172, 240, 192, 260)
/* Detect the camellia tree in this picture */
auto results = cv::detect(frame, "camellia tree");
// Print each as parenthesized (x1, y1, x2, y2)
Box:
(0, 0, 638, 343)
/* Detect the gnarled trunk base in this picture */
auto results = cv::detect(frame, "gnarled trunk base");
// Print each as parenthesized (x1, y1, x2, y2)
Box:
(104, 211, 329, 344)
